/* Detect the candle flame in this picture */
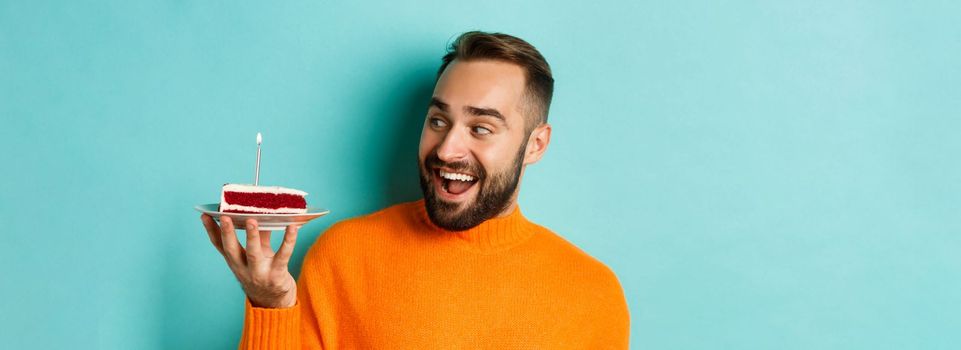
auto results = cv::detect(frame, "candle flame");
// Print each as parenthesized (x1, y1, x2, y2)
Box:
(256, 132, 262, 145)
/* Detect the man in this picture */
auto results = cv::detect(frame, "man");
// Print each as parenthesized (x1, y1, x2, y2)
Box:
(201, 31, 630, 349)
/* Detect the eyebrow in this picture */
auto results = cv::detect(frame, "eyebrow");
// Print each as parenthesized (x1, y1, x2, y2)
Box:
(429, 97, 449, 112)
(465, 106, 507, 124)
(430, 97, 508, 126)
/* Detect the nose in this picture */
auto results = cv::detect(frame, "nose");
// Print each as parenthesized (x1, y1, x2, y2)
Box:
(435, 127, 469, 163)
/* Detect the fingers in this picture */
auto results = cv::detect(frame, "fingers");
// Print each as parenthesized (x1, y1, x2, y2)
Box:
(272, 224, 299, 269)
(260, 230, 275, 256)
(220, 216, 247, 267)
(200, 214, 225, 256)
(245, 219, 263, 261)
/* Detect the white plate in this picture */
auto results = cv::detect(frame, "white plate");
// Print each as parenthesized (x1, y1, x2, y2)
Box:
(194, 203, 330, 231)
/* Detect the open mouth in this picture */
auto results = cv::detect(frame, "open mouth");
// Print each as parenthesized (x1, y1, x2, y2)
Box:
(433, 168, 479, 199)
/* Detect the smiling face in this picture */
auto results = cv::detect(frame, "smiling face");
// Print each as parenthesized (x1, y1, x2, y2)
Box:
(417, 59, 550, 231)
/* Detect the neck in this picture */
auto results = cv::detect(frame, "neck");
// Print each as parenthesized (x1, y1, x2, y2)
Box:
(493, 199, 518, 219)
(491, 183, 522, 218)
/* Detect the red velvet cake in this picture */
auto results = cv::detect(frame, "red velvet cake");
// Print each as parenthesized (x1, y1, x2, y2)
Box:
(219, 184, 308, 214)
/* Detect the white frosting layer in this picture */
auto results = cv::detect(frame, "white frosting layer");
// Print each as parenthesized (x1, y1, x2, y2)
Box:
(219, 203, 308, 214)
(222, 183, 308, 196)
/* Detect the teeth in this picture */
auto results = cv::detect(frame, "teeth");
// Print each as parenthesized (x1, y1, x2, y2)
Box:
(439, 170, 476, 182)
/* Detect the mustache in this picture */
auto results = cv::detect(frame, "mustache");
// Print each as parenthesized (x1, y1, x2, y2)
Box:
(424, 153, 485, 178)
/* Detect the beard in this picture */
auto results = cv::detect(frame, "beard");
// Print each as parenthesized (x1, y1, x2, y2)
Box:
(418, 144, 526, 231)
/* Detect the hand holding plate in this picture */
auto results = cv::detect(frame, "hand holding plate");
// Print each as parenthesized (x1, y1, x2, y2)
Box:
(201, 214, 299, 308)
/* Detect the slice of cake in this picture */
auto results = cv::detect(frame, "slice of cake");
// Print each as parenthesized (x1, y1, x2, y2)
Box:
(219, 184, 308, 214)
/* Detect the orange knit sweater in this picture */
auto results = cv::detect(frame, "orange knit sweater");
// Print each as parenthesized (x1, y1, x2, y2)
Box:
(239, 199, 630, 349)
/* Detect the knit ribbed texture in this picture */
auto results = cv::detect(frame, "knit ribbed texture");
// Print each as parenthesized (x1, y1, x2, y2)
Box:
(239, 199, 630, 349)
(240, 298, 301, 350)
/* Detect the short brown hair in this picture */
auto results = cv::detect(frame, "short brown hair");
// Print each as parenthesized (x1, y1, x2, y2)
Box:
(437, 31, 554, 133)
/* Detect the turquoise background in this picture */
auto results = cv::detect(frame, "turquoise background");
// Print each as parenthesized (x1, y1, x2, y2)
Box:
(2, 1, 959, 349)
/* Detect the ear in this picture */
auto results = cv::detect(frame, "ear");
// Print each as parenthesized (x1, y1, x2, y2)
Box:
(523, 123, 552, 165)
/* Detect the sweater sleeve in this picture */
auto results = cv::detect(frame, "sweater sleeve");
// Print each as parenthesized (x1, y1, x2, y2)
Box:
(237, 226, 338, 350)
(590, 267, 632, 349)
(239, 298, 303, 350)
(238, 267, 330, 350)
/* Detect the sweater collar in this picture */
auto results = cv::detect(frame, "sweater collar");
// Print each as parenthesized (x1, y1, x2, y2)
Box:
(412, 199, 536, 253)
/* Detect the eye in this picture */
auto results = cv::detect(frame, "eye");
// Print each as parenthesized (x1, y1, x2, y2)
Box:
(429, 117, 448, 128)
(473, 126, 492, 135)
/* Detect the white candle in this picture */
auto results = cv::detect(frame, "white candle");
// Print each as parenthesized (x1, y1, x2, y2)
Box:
(255, 132, 262, 186)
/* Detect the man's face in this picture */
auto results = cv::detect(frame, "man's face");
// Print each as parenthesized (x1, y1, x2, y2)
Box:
(418, 60, 531, 231)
